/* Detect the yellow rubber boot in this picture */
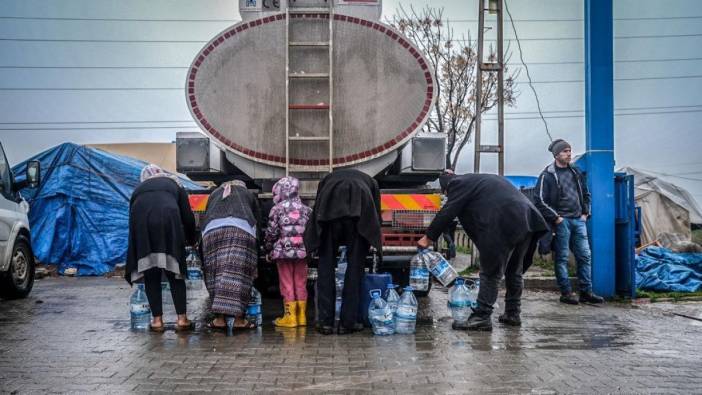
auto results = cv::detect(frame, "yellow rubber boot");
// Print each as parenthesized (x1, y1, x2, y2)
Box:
(274, 301, 298, 328)
(296, 300, 307, 327)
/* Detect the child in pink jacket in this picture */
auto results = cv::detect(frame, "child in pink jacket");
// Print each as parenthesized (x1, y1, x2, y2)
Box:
(264, 176, 312, 327)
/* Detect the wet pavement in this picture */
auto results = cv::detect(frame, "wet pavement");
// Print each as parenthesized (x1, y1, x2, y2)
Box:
(2, 277, 702, 394)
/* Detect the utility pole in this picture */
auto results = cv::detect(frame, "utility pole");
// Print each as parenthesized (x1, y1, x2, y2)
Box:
(473, 0, 505, 175)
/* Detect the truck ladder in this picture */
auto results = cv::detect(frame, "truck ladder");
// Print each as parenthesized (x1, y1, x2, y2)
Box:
(285, 1, 334, 178)
(473, 0, 505, 175)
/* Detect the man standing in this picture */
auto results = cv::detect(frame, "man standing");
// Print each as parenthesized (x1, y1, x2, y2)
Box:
(304, 169, 382, 335)
(418, 172, 549, 331)
(533, 139, 604, 305)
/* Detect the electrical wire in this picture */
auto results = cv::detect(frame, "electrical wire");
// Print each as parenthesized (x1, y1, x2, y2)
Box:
(504, 0, 552, 142)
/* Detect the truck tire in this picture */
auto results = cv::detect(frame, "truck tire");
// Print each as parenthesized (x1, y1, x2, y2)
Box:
(0, 236, 35, 299)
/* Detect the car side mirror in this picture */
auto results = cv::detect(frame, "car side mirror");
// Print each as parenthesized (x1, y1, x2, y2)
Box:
(27, 161, 40, 188)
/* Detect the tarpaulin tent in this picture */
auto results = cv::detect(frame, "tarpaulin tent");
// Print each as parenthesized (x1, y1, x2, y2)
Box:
(618, 167, 702, 244)
(12, 143, 204, 276)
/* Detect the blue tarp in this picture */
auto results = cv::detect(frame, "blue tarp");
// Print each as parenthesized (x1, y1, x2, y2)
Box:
(505, 175, 538, 190)
(635, 246, 702, 292)
(12, 143, 203, 276)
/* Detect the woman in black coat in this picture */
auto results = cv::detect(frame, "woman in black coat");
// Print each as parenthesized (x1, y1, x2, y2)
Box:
(125, 164, 197, 331)
(304, 169, 382, 335)
(418, 172, 549, 331)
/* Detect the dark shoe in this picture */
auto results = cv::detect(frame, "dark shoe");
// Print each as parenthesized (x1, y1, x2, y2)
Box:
(316, 324, 334, 335)
(579, 292, 605, 304)
(454, 313, 492, 331)
(498, 313, 522, 327)
(560, 293, 579, 305)
(337, 323, 364, 335)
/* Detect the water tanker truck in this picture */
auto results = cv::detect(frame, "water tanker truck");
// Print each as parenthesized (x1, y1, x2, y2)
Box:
(177, 0, 448, 294)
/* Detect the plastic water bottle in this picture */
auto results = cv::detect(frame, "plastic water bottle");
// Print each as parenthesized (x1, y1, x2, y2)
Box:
(424, 250, 458, 287)
(130, 283, 151, 330)
(246, 286, 263, 327)
(384, 283, 400, 314)
(368, 290, 394, 336)
(409, 251, 430, 292)
(186, 248, 204, 290)
(335, 246, 348, 321)
(467, 279, 480, 308)
(448, 278, 471, 325)
(394, 286, 418, 334)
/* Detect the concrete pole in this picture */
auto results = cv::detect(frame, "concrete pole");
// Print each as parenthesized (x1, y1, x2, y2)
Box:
(584, 0, 615, 297)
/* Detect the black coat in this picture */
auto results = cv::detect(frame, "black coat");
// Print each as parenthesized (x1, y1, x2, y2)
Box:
(426, 174, 549, 263)
(304, 169, 382, 252)
(533, 162, 591, 224)
(125, 177, 197, 284)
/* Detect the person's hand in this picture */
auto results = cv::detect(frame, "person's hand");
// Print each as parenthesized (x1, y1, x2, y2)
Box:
(580, 214, 588, 221)
(555, 217, 564, 225)
(265, 254, 272, 263)
(417, 235, 431, 249)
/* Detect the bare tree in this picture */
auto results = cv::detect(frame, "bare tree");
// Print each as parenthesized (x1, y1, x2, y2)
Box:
(392, 5, 518, 170)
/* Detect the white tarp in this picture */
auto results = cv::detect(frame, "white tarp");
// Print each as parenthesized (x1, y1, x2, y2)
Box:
(619, 167, 702, 244)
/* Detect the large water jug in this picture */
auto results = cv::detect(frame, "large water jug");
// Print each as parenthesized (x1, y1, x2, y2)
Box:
(130, 283, 151, 330)
(186, 248, 204, 290)
(368, 290, 394, 336)
(409, 251, 430, 292)
(448, 278, 471, 324)
(467, 279, 480, 308)
(424, 250, 458, 287)
(335, 246, 348, 321)
(384, 283, 400, 314)
(394, 286, 418, 334)
(246, 286, 263, 327)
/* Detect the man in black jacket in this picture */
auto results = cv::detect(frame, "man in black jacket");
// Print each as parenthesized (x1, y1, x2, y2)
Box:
(418, 172, 549, 331)
(533, 139, 604, 305)
(304, 169, 382, 335)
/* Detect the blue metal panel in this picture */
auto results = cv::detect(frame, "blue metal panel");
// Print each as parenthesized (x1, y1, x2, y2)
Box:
(584, 0, 616, 297)
(614, 173, 636, 298)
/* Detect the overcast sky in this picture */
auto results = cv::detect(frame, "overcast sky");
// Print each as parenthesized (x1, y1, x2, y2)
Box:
(0, 0, 700, 203)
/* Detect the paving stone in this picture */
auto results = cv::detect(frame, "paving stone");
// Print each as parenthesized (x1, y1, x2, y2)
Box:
(2, 277, 702, 393)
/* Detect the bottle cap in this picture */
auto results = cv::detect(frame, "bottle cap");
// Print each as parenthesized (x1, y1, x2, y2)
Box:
(387, 283, 396, 289)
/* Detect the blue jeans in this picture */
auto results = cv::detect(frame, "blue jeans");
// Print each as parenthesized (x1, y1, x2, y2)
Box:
(553, 218, 592, 294)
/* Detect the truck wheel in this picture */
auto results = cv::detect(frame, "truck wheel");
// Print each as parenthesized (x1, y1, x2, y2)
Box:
(0, 236, 35, 299)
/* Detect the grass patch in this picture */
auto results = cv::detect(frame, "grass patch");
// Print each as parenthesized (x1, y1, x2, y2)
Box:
(456, 244, 472, 255)
(692, 229, 702, 246)
(458, 265, 479, 277)
(636, 289, 702, 302)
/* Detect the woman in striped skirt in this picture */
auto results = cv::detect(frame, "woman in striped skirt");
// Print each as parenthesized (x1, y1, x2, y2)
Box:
(201, 180, 261, 330)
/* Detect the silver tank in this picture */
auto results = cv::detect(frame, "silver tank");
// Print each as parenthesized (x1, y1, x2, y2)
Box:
(186, 0, 435, 179)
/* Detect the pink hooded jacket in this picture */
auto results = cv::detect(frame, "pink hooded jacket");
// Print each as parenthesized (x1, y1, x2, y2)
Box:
(264, 177, 312, 260)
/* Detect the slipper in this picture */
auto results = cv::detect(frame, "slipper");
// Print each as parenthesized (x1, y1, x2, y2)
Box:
(149, 324, 165, 333)
(206, 320, 227, 331)
(175, 320, 194, 331)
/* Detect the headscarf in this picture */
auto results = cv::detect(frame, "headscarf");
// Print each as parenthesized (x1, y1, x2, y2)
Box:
(222, 179, 247, 199)
(140, 164, 182, 186)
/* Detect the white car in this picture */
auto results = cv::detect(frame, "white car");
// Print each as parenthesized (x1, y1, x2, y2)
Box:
(0, 142, 40, 299)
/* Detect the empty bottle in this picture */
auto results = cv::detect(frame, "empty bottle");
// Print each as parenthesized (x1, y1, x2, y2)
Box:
(335, 246, 348, 321)
(130, 283, 151, 330)
(246, 286, 263, 327)
(424, 250, 458, 287)
(394, 286, 418, 335)
(368, 290, 394, 336)
(448, 278, 471, 325)
(409, 250, 430, 292)
(186, 248, 204, 290)
(384, 283, 400, 314)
